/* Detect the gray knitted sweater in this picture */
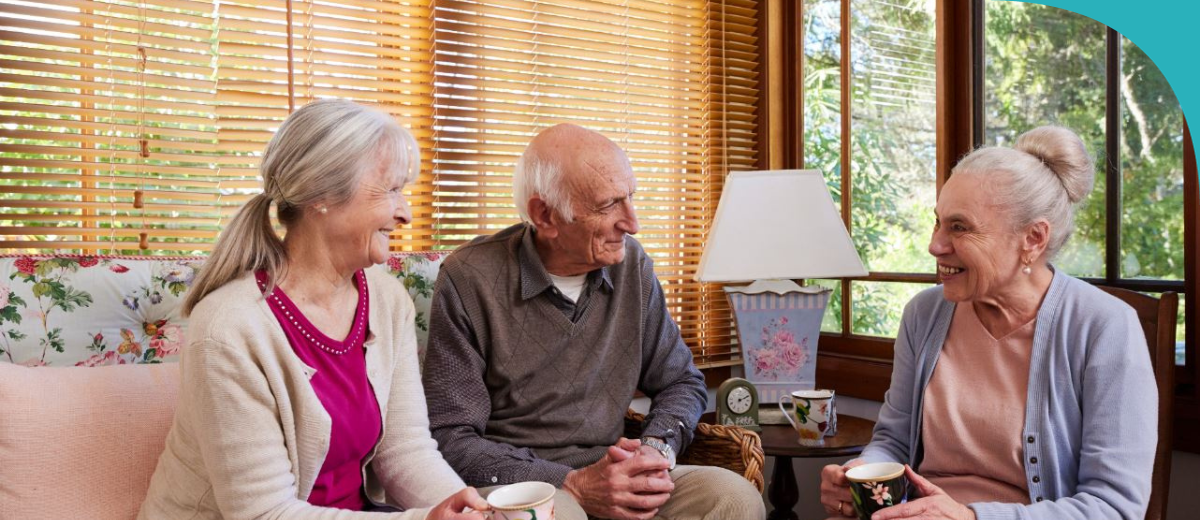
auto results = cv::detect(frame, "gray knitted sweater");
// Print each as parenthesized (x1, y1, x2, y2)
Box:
(422, 224, 707, 487)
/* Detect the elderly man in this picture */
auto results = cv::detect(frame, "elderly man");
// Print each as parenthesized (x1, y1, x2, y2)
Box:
(423, 124, 765, 520)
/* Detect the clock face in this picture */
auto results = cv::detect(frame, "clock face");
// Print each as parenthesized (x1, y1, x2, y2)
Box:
(727, 386, 753, 414)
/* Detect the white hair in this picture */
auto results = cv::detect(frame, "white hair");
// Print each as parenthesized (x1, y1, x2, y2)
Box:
(513, 152, 574, 223)
(953, 125, 1095, 258)
(185, 98, 419, 314)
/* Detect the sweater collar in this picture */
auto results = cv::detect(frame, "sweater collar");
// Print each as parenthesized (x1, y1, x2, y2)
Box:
(517, 224, 613, 301)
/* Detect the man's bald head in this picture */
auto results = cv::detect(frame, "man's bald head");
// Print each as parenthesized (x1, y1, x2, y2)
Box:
(513, 123, 632, 223)
(524, 123, 624, 168)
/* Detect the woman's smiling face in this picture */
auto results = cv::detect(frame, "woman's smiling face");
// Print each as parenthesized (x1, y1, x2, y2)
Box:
(928, 172, 1026, 303)
(324, 154, 413, 270)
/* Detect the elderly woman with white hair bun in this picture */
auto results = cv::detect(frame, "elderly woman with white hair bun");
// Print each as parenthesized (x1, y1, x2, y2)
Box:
(819, 126, 1157, 520)
(139, 99, 487, 519)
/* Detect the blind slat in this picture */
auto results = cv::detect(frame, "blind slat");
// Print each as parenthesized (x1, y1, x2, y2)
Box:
(0, 0, 758, 363)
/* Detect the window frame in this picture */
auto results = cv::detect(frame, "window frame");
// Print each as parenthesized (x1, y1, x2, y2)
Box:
(770, 0, 1200, 451)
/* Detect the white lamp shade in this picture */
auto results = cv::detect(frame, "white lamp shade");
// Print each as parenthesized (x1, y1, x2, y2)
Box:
(696, 170, 867, 282)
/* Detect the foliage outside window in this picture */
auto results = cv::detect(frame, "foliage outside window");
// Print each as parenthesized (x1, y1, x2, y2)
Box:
(803, 0, 938, 338)
(801, 1, 1186, 371)
(983, 2, 1185, 363)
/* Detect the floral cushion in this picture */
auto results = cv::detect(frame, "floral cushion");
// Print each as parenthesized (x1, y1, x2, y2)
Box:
(384, 252, 445, 361)
(0, 252, 447, 367)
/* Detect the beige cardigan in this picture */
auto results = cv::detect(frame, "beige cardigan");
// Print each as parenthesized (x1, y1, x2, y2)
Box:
(139, 269, 465, 519)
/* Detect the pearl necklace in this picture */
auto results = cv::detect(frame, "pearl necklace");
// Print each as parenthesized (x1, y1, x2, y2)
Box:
(259, 276, 368, 356)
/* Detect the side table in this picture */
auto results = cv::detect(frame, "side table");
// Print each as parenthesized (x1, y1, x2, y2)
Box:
(759, 415, 876, 520)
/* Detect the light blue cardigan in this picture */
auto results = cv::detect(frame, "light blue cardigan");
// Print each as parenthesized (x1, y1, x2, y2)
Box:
(860, 269, 1157, 520)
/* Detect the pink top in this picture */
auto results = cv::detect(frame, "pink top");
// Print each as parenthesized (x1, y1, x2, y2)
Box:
(256, 270, 381, 511)
(920, 302, 1033, 505)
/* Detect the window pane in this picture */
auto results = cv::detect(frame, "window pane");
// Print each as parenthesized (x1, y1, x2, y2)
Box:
(810, 279, 843, 333)
(983, 2, 1106, 278)
(803, 0, 842, 207)
(851, 281, 930, 337)
(1120, 37, 1184, 280)
(848, 0, 937, 275)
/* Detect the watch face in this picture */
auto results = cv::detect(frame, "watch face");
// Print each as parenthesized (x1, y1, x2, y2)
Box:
(727, 386, 753, 414)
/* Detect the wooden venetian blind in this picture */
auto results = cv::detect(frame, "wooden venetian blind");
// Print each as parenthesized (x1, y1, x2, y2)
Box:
(426, 0, 760, 366)
(0, 0, 434, 253)
(215, 0, 436, 248)
(0, 0, 221, 252)
(0, 0, 758, 366)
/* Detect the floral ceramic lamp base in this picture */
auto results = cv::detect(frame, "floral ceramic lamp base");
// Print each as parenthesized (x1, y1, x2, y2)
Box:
(726, 284, 831, 404)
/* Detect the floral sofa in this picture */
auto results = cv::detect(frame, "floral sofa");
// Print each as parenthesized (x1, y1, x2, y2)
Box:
(0, 253, 441, 368)
(0, 253, 443, 519)
(0, 253, 762, 519)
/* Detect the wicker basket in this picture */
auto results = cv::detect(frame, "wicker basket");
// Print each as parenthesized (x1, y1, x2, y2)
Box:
(624, 409, 765, 492)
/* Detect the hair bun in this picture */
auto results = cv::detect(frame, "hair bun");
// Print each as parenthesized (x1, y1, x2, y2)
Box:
(1015, 126, 1095, 204)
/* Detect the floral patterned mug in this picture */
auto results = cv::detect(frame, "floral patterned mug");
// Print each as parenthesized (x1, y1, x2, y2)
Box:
(778, 389, 836, 446)
(845, 462, 908, 520)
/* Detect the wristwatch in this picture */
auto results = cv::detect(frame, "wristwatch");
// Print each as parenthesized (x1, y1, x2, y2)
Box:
(641, 436, 677, 470)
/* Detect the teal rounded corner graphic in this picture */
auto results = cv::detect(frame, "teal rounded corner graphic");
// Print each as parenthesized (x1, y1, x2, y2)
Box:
(1006, 1, 1198, 129)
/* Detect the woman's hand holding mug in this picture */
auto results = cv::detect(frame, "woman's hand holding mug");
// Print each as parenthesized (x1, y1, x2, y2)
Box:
(820, 458, 864, 518)
(428, 487, 490, 520)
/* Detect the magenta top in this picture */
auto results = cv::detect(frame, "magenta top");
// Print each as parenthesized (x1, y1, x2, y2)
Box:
(256, 270, 381, 511)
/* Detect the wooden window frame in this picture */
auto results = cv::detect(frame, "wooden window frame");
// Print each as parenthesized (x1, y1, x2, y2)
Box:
(767, 0, 1200, 451)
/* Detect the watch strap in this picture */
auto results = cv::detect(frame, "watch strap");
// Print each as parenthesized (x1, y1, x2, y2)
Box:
(641, 436, 677, 470)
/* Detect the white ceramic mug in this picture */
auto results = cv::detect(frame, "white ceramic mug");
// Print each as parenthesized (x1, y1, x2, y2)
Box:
(486, 481, 556, 520)
(778, 389, 836, 445)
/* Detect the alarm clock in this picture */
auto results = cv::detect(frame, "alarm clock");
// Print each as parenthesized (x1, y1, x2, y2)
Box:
(716, 377, 760, 432)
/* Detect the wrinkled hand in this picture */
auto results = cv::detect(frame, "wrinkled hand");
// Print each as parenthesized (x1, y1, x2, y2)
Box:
(870, 465, 975, 520)
(612, 437, 643, 456)
(563, 437, 675, 520)
(820, 458, 864, 518)
(426, 487, 490, 520)
(610, 438, 671, 482)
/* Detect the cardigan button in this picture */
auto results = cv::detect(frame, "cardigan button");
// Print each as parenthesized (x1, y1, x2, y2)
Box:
(1036, 497, 1044, 502)
(1027, 436, 1035, 443)
(1030, 457, 1038, 464)
(1032, 476, 1041, 483)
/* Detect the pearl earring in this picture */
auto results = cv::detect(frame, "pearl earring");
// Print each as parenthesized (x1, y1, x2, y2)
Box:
(317, 206, 328, 214)
(1022, 264, 1032, 275)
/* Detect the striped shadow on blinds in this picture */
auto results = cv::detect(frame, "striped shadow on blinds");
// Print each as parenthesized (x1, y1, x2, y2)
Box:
(0, 0, 759, 367)
(214, 0, 436, 249)
(0, 0, 222, 252)
(425, 0, 759, 366)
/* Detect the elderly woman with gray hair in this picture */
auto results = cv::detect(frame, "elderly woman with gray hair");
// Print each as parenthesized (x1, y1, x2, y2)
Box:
(820, 126, 1156, 520)
(139, 99, 486, 519)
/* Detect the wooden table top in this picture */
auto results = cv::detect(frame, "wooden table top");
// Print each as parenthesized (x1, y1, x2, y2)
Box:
(758, 415, 876, 458)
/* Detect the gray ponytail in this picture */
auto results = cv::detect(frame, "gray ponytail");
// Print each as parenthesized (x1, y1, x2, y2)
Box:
(183, 193, 284, 315)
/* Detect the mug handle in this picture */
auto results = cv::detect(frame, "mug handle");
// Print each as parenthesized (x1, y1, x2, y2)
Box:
(778, 396, 800, 431)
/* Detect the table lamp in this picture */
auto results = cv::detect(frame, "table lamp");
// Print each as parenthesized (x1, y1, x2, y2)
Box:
(696, 170, 867, 404)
